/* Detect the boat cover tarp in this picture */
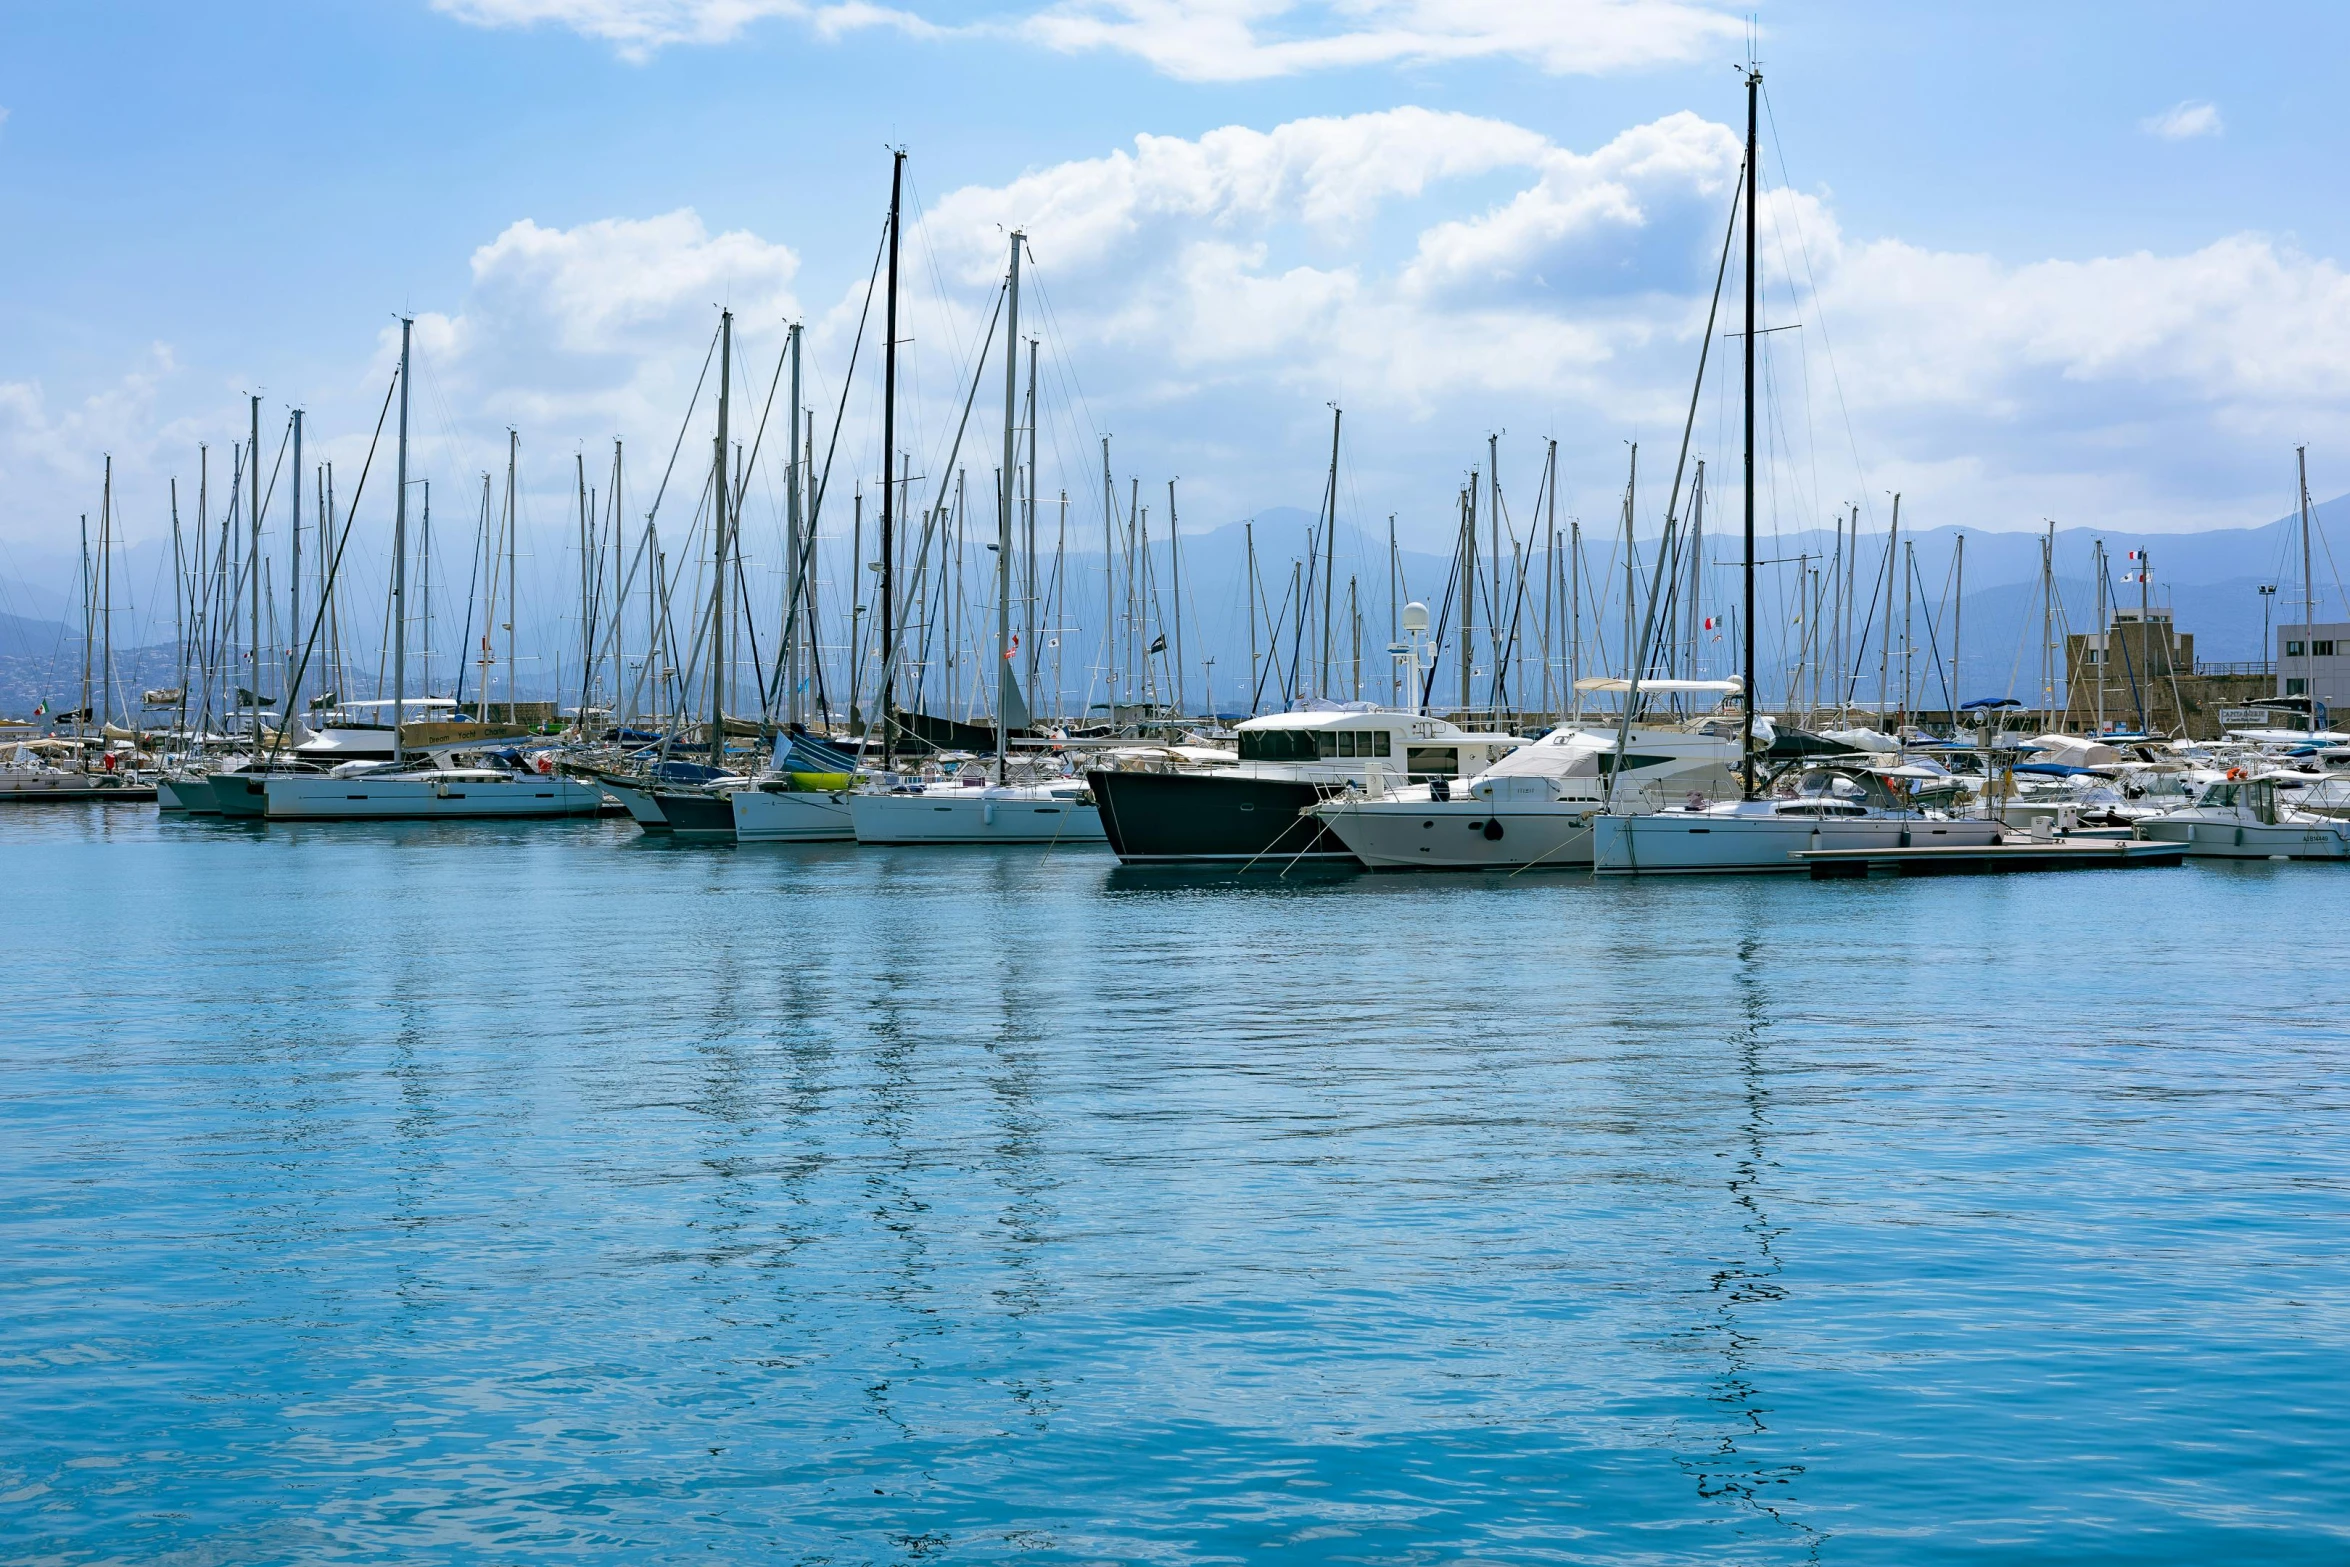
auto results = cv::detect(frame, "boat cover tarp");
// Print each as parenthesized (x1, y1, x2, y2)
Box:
(778, 729, 861, 773)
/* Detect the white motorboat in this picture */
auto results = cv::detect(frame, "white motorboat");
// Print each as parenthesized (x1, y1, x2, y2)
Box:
(848, 776, 1104, 845)
(2134, 778, 2350, 860)
(1306, 714, 1753, 870)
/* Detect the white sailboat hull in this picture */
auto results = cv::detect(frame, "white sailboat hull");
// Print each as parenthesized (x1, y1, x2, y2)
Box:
(732, 786, 855, 843)
(848, 787, 1105, 845)
(259, 773, 606, 820)
(1314, 797, 1600, 869)
(1593, 810, 2001, 874)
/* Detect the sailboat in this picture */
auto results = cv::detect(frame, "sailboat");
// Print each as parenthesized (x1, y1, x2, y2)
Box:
(1590, 68, 2001, 875)
(848, 227, 1106, 847)
(240, 318, 605, 822)
(1306, 678, 1753, 870)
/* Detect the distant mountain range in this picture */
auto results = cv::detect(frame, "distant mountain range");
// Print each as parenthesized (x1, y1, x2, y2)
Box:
(4, 493, 2344, 721)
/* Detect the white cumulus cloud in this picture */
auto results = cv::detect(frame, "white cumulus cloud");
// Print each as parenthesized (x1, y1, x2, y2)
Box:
(429, 0, 935, 59)
(429, 0, 1742, 75)
(20, 106, 2350, 561)
(1020, 0, 1746, 82)
(393, 208, 803, 437)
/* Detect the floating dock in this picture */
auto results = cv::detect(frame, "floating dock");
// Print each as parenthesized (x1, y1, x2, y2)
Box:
(1796, 838, 2185, 879)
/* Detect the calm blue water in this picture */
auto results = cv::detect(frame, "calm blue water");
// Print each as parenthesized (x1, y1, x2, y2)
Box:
(3, 805, 2345, 1565)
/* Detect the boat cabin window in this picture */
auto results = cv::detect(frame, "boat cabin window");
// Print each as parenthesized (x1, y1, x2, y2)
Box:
(1312, 729, 1393, 759)
(1406, 745, 1458, 777)
(1238, 728, 1320, 763)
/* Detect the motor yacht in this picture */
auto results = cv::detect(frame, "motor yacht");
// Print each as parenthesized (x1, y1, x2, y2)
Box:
(1085, 705, 1520, 865)
(1305, 713, 1755, 871)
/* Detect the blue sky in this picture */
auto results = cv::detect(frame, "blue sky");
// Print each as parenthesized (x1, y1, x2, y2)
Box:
(6, 0, 2350, 586)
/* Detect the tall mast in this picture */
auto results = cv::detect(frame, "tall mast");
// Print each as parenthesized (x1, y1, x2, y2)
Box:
(1127, 477, 1141, 702)
(1838, 505, 1852, 719)
(785, 323, 804, 730)
(1053, 490, 1067, 720)
(249, 393, 262, 742)
(1023, 339, 1040, 698)
(1543, 444, 1557, 717)
(1687, 461, 1706, 690)
(1387, 515, 1399, 707)
(392, 318, 412, 764)
(713, 308, 732, 760)
(1881, 494, 1900, 722)
(878, 150, 904, 769)
(995, 231, 1023, 782)
(1168, 479, 1186, 715)
(1951, 531, 1964, 723)
(1245, 519, 1260, 715)
(1740, 64, 1759, 795)
(1489, 432, 1502, 710)
(477, 474, 496, 719)
(2137, 544, 2153, 734)
(610, 441, 626, 725)
(100, 457, 114, 735)
(1901, 538, 1914, 736)
(2040, 523, 2054, 732)
(78, 516, 90, 738)
(1460, 484, 1476, 714)
(288, 410, 302, 722)
(2093, 539, 2106, 732)
(172, 477, 187, 738)
(2299, 446, 2318, 727)
(505, 429, 519, 726)
(420, 481, 433, 700)
(196, 448, 208, 731)
(574, 460, 588, 722)
(1569, 517, 1581, 719)
(1102, 437, 1116, 717)
(1321, 407, 1340, 697)
(1621, 445, 1636, 693)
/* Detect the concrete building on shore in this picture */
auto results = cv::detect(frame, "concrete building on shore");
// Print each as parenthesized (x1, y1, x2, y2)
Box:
(2277, 622, 2349, 716)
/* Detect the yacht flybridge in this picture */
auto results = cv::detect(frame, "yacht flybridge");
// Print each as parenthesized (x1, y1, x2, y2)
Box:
(1087, 706, 1520, 864)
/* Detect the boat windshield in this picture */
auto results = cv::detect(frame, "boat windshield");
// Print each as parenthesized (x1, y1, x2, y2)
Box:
(1238, 728, 1321, 763)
